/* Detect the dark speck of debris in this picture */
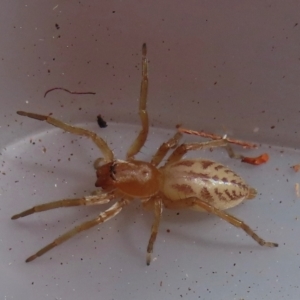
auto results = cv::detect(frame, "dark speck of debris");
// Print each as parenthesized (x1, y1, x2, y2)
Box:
(112, 11, 116, 13)
(55, 23, 60, 30)
(294, 23, 298, 27)
(97, 115, 107, 128)
(271, 125, 275, 129)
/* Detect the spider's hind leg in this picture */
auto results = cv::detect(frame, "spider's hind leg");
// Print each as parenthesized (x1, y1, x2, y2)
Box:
(166, 139, 228, 165)
(163, 196, 278, 248)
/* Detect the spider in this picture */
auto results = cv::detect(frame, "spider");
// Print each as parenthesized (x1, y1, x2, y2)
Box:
(12, 43, 278, 264)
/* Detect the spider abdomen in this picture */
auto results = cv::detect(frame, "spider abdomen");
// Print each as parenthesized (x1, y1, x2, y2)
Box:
(161, 159, 256, 210)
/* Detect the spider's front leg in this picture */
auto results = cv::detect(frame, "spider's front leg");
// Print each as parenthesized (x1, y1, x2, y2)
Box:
(126, 43, 149, 159)
(16, 111, 114, 162)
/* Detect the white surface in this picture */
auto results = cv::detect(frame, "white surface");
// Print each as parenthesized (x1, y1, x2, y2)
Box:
(2, 123, 300, 300)
(1, 1, 300, 299)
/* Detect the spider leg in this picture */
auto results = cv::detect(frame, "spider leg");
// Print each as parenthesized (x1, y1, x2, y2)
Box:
(151, 132, 182, 166)
(166, 139, 228, 165)
(163, 197, 278, 248)
(224, 143, 244, 160)
(145, 196, 163, 265)
(126, 43, 149, 159)
(11, 192, 115, 219)
(165, 135, 259, 166)
(25, 200, 127, 262)
(17, 111, 114, 162)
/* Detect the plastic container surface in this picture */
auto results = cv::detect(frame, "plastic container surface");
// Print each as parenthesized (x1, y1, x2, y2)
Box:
(1, 1, 300, 300)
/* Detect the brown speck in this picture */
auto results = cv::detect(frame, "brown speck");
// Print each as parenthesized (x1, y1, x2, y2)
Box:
(171, 184, 193, 194)
(212, 175, 219, 181)
(185, 170, 210, 180)
(271, 125, 275, 129)
(224, 189, 237, 200)
(214, 164, 225, 171)
(200, 187, 214, 202)
(174, 160, 194, 167)
(201, 160, 214, 169)
(214, 188, 229, 202)
(294, 23, 298, 27)
(223, 169, 235, 177)
(166, 229, 170, 233)
(55, 23, 60, 30)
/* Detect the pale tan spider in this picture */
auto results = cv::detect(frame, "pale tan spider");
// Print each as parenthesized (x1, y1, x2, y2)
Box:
(12, 44, 278, 264)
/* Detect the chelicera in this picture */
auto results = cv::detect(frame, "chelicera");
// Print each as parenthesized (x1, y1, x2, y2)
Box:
(12, 44, 278, 264)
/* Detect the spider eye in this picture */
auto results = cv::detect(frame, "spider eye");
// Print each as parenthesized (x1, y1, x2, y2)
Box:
(109, 163, 117, 180)
(95, 162, 115, 189)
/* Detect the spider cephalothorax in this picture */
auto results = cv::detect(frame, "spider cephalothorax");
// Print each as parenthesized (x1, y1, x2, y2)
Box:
(95, 160, 161, 198)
